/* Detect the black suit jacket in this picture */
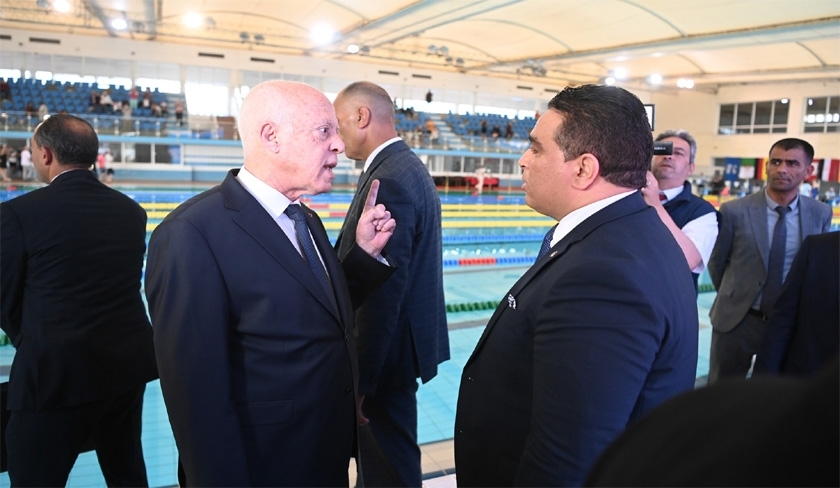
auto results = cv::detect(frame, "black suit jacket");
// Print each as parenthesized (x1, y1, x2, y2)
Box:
(335, 139, 449, 395)
(455, 192, 698, 487)
(754, 231, 839, 376)
(145, 170, 393, 487)
(1, 170, 157, 411)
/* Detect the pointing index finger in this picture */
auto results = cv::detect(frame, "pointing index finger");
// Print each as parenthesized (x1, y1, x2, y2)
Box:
(364, 179, 380, 210)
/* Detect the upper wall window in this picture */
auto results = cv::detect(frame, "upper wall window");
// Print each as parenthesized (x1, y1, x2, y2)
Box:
(803, 96, 840, 133)
(718, 100, 788, 135)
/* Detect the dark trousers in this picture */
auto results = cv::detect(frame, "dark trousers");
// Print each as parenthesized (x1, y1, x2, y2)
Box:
(356, 322, 422, 487)
(6, 385, 149, 487)
(709, 313, 768, 384)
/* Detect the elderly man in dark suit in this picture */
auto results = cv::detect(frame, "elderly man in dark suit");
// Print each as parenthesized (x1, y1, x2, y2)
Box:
(333, 81, 449, 487)
(1, 114, 157, 486)
(708, 138, 831, 383)
(145, 80, 396, 487)
(454, 85, 699, 487)
(754, 231, 839, 376)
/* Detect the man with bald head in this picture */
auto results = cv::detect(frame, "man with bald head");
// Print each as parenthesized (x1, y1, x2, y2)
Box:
(334, 81, 448, 486)
(145, 80, 397, 486)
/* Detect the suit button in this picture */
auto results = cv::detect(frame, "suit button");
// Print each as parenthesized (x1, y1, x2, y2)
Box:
(467, 376, 474, 381)
(345, 386, 353, 395)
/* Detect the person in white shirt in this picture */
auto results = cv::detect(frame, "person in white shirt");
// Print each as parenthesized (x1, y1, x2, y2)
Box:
(20, 146, 34, 181)
(641, 129, 719, 292)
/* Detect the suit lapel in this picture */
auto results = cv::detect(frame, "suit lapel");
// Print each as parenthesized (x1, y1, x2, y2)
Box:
(221, 171, 341, 322)
(748, 192, 770, 268)
(466, 192, 648, 365)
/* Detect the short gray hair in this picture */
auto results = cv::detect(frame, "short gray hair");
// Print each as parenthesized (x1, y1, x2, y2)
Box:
(655, 129, 697, 164)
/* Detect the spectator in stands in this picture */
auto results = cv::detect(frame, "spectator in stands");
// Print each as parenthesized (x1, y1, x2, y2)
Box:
(160, 100, 169, 117)
(25, 102, 37, 118)
(641, 129, 718, 293)
(480, 119, 488, 138)
(490, 124, 501, 139)
(100, 90, 114, 111)
(505, 120, 514, 139)
(174, 100, 184, 127)
(151, 103, 162, 117)
(7, 148, 19, 179)
(121, 101, 133, 132)
(89, 90, 101, 112)
(425, 118, 439, 143)
(0, 78, 10, 103)
(142, 88, 152, 108)
(129, 87, 139, 110)
(37, 102, 49, 121)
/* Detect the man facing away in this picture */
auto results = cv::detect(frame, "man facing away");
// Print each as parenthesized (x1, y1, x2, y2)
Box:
(145, 80, 396, 487)
(708, 138, 831, 383)
(1, 114, 157, 486)
(333, 81, 449, 487)
(454, 85, 698, 487)
(641, 129, 718, 292)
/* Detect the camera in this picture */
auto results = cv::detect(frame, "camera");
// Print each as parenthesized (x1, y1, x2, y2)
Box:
(653, 140, 673, 156)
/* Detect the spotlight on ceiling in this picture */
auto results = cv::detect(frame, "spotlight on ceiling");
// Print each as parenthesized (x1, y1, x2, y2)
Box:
(53, 0, 71, 13)
(347, 44, 360, 54)
(310, 23, 335, 46)
(239, 32, 250, 42)
(183, 13, 203, 29)
(111, 17, 127, 30)
(36, 0, 50, 10)
(604, 76, 616, 86)
(253, 34, 265, 44)
(647, 73, 663, 85)
(676, 78, 694, 89)
(359, 46, 370, 55)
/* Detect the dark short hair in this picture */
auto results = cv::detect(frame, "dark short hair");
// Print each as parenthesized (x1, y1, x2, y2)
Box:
(770, 138, 814, 162)
(33, 113, 98, 168)
(547, 85, 652, 189)
(656, 129, 697, 164)
(338, 81, 395, 119)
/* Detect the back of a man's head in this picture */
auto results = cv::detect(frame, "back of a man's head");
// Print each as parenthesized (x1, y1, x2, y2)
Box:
(337, 81, 396, 126)
(547, 85, 652, 189)
(771, 137, 815, 162)
(34, 113, 98, 168)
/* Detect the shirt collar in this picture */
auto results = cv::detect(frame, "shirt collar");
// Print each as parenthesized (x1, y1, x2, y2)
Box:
(660, 183, 685, 202)
(236, 166, 295, 220)
(550, 190, 636, 247)
(363, 137, 402, 172)
(50, 167, 88, 183)
(764, 188, 799, 212)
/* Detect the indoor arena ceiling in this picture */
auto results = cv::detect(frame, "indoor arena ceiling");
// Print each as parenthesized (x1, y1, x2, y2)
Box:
(1, 0, 839, 92)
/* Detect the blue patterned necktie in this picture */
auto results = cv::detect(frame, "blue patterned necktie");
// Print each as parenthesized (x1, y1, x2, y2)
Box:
(760, 205, 791, 314)
(537, 224, 558, 259)
(284, 204, 336, 308)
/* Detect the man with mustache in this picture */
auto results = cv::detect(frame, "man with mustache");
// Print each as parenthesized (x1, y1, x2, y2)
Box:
(641, 129, 718, 293)
(708, 138, 831, 383)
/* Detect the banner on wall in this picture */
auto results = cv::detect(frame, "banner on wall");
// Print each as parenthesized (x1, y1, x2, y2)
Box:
(724, 157, 741, 182)
(819, 158, 840, 182)
(738, 158, 756, 179)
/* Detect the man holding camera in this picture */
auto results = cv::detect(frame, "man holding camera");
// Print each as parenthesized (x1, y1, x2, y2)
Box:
(641, 129, 718, 292)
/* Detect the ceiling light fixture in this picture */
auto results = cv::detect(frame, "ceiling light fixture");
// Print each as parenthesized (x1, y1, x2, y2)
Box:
(53, 0, 71, 13)
(347, 44, 360, 54)
(183, 13, 203, 29)
(111, 17, 127, 30)
(310, 23, 335, 46)
(647, 73, 662, 85)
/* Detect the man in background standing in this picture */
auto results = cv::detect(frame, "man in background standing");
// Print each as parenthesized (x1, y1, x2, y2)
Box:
(708, 138, 831, 383)
(334, 81, 449, 487)
(1, 114, 157, 486)
(641, 129, 718, 291)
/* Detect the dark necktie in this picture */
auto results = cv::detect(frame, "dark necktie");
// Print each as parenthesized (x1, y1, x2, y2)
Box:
(284, 204, 337, 308)
(537, 224, 558, 259)
(760, 205, 791, 314)
(659, 192, 667, 203)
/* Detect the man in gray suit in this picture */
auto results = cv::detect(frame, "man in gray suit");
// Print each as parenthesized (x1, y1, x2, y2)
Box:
(708, 138, 831, 383)
(334, 81, 449, 486)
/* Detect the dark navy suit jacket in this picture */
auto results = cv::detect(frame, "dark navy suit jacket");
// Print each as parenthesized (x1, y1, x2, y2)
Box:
(454, 191, 698, 487)
(1, 170, 157, 411)
(754, 231, 839, 376)
(335, 139, 449, 395)
(145, 170, 393, 487)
